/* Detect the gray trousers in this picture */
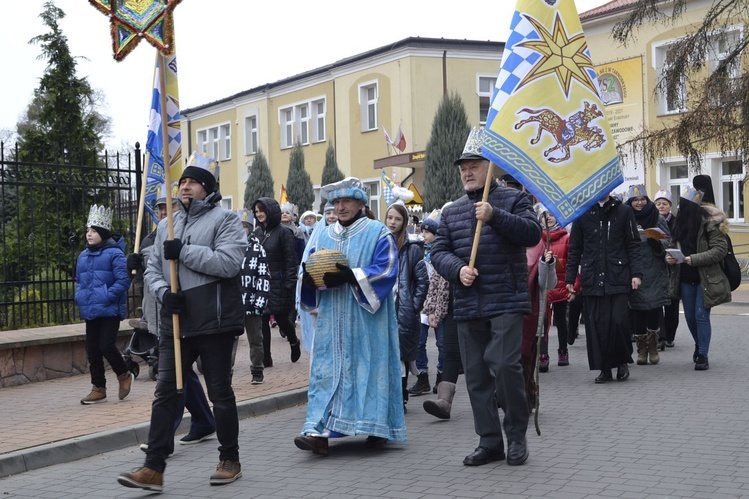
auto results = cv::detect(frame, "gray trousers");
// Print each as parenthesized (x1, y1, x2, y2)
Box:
(242, 315, 265, 373)
(457, 313, 529, 450)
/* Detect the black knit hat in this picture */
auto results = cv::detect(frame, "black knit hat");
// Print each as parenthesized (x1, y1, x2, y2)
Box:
(91, 226, 111, 241)
(180, 165, 217, 194)
(692, 175, 715, 204)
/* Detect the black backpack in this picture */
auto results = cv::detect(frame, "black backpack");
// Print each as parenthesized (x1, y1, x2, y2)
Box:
(722, 234, 741, 291)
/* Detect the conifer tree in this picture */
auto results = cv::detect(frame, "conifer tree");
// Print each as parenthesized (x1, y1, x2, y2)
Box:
(423, 92, 471, 211)
(286, 141, 314, 212)
(318, 142, 344, 212)
(243, 149, 274, 208)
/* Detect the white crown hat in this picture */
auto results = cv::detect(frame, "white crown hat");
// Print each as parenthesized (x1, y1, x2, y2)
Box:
(681, 185, 704, 205)
(653, 188, 673, 204)
(155, 181, 179, 206)
(454, 126, 488, 165)
(87, 204, 113, 231)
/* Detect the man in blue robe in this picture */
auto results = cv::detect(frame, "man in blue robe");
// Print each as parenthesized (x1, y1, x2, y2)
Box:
(294, 177, 404, 456)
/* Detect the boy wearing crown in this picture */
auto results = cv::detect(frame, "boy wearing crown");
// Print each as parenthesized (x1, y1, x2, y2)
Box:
(75, 204, 133, 405)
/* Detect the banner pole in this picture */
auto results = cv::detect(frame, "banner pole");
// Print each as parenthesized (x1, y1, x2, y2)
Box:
(468, 162, 496, 268)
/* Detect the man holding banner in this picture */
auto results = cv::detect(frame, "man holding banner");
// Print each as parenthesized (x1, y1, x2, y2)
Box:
(431, 129, 541, 467)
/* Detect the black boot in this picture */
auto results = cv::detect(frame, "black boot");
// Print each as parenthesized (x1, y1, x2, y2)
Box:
(407, 372, 431, 396)
(432, 371, 442, 394)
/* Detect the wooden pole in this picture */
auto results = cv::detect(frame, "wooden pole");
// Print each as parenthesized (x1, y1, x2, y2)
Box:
(131, 152, 150, 276)
(468, 161, 497, 268)
(159, 53, 183, 393)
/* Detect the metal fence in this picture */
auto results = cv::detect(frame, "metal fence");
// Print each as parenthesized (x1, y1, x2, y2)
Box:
(0, 142, 142, 330)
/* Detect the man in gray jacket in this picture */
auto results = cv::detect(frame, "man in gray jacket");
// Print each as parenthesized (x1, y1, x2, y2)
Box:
(118, 152, 246, 492)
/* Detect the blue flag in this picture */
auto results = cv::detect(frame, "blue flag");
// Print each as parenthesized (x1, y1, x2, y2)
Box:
(481, 0, 622, 226)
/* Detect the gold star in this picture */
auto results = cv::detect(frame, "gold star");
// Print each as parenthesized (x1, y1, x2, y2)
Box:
(515, 12, 597, 98)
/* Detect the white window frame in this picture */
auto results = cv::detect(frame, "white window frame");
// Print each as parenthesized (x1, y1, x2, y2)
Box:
(717, 157, 745, 222)
(220, 196, 233, 211)
(653, 40, 687, 115)
(478, 75, 497, 125)
(363, 178, 381, 221)
(312, 99, 326, 143)
(660, 159, 690, 209)
(297, 103, 310, 146)
(197, 122, 231, 161)
(244, 115, 258, 155)
(280, 107, 294, 149)
(708, 26, 743, 79)
(359, 81, 378, 132)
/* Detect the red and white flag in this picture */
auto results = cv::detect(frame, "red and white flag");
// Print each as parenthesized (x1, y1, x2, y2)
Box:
(391, 124, 407, 152)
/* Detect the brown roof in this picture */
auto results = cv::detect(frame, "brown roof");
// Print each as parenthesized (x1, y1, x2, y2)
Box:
(580, 0, 639, 20)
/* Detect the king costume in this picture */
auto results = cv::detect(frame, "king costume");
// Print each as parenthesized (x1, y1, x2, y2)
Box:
(297, 178, 405, 444)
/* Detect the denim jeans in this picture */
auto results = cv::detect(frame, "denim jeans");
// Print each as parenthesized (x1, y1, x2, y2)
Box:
(680, 282, 711, 356)
(172, 368, 216, 437)
(416, 323, 444, 373)
(145, 331, 238, 473)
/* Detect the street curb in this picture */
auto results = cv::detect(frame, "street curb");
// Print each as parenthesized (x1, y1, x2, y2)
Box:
(0, 388, 308, 479)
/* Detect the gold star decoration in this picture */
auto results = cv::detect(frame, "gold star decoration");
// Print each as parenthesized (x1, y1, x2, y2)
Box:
(89, 0, 182, 61)
(515, 11, 597, 98)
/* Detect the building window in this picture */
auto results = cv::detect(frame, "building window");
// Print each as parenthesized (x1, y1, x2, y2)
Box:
(708, 28, 742, 79)
(245, 115, 258, 155)
(363, 179, 381, 220)
(281, 108, 294, 148)
(220, 196, 233, 211)
(197, 130, 207, 153)
(654, 43, 686, 115)
(360, 82, 378, 132)
(221, 124, 231, 160)
(312, 99, 326, 142)
(666, 163, 690, 206)
(720, 159, 744, 221)
(209, 127, 219, 160)
(297, 103, 309, 145)
(478, 76, 497, 125)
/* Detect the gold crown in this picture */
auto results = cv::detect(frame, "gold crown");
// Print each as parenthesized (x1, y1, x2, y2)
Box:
(87, 204, 113, 231)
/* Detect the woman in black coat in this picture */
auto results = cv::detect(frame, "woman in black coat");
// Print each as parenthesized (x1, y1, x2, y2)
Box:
(386, 203, 429, 411)
(251, 197, 301, 366)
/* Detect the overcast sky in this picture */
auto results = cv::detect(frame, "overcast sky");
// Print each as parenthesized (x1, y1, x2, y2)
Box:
(0, 0, 611, 150)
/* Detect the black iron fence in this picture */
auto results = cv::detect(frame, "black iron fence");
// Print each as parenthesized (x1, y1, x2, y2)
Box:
(0, 142, 142, 330)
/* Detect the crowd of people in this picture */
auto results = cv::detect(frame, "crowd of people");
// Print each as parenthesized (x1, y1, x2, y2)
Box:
(72, 132, 734, 493)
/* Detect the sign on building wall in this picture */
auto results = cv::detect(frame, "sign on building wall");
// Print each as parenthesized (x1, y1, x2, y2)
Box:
(596, 56, 645, 192)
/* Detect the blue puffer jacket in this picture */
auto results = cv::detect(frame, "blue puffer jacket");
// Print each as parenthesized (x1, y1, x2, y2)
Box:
(431, 182, 541, 321)
(75, 235, 129, 321)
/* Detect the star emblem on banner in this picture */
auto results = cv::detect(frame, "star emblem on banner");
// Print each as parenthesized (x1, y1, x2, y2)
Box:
(89, 0, 182, 61)
(515, 12, 597, 98)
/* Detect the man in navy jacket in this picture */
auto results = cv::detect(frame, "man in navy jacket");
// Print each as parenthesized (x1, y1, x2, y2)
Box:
(431, 128, 541, 467)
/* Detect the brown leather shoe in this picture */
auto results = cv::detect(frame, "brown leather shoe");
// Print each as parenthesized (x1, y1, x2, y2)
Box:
(117, 467, 163, 492)
(364, 436, 388, 449)
(80, 386, 106, 405)
(209, 460, 242, 485)
(117, 371, 134, 400)
(294, 435, 329, 456)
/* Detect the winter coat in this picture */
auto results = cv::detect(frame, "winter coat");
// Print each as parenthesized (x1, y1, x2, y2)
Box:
(252, 197, 298, 314)
(546, 228, 579, 304)
(669, 205, 731, 308)
(75, 235, 129, 321)
(627, 201, 672, 310)
(565, 197, 643, 296)
(431, 181, 541, 321)
(396, 236, 429, 362)
(145, 192, 246, 338)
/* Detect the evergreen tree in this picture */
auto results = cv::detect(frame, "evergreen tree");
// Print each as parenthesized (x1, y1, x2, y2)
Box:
(286, 141, 314, 212)
(2, 1, 111, 289)
(423, 92, 471, 211)
(318, 142, 344, 212)
(243, 149, 275, 207)
(612, 0, 748, 169)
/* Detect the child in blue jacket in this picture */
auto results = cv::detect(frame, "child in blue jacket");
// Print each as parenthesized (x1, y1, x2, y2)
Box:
(75, 204, 133, 404)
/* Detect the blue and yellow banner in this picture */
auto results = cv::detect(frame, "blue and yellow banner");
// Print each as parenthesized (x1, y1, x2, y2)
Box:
(481, 0, 622, 226)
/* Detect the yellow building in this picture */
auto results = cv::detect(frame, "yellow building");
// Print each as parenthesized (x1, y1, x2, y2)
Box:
(181, 37, 504, 220)
(581, 0, 747, 246)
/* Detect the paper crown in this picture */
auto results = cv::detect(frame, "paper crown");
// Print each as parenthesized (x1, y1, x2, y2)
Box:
(321, 177, 368, 203)
(534, 202, 549, 220)
(454, 126, 487, 165)
(87, 204, 113, 231)
(626, 184, 648, 201)
(653, 189, 673, 204)
(280, 202, 298, 216)
(185, 151, 220, 180)
(323, 201, 335, 212)
(155, 182, 179, 206)
(681, 185, 704, 205)
(234, 208, 253, 226)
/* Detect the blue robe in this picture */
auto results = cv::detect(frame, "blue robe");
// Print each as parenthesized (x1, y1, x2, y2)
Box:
(298, 216, 405, 441)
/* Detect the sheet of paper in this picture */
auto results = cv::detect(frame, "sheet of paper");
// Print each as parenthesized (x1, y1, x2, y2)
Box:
(666, 248, 685, 263)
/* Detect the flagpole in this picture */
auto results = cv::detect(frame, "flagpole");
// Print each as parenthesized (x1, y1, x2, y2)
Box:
(159, 52, 184, 393)
(131, 151, 150, 276)
(468, 162, 497, 268)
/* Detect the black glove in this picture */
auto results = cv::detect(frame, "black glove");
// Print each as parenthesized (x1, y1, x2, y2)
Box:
(126, 253, 143, 272)
(163, 238, 183, 260)
(323, 263, 357, 288)
(162, 290, 185, 314)
(301, 263, 316, 289)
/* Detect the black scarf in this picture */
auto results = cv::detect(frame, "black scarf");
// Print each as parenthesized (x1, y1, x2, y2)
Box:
(632, 200, 658, 229)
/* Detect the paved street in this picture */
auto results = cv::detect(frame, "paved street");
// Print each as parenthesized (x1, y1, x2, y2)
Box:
(1, 310, 749, 498)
